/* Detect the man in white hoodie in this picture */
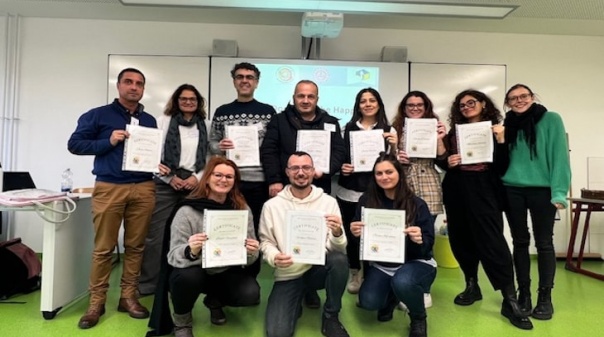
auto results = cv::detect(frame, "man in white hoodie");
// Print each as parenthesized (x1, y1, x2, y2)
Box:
(259, 151, 350, 337)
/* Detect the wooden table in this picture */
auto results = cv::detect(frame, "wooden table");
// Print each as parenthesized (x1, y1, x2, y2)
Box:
(565, 197, 604, 281)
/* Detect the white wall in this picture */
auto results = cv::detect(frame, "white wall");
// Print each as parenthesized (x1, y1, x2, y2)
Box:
(9, 17, 604, 253)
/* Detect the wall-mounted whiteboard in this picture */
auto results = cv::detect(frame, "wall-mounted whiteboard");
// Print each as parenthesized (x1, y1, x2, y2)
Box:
(209, 57, 409, 126)
(107, 55, 210, 119)
(410, 63, 507, 121)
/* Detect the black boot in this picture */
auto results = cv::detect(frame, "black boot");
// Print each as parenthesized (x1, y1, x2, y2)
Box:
(454, 277, 482, 306)
(408, 316, 427, 337)
(517, 286, 532, 317)
(501, 285, 533, 330)
(532, 287, 553, 320)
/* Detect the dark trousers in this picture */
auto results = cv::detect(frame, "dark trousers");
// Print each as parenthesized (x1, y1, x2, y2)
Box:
(169, 266, 260, 315)
(139, 181, 188, 295)
(336, 197, 361, 270)
(443, 171, 513, 290)
(240, 181, 269, 277)
(359, 261, 436, 320)
(504, 186, 557, 288)
(265, 251, 348, 337)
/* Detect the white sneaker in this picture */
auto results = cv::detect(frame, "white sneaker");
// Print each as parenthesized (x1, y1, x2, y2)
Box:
(397, 294, 432, 312)
(424, 293, 432, 308)
(347, 269, 362, 294)
(397, 301, 408, 312)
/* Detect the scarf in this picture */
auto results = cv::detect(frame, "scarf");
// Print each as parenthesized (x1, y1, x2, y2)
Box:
(504, 103, 547, 159)
(162, 112, 207, 172)
(146, 197, 235, 336)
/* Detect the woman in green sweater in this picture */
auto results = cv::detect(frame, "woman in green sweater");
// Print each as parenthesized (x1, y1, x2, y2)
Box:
(502, 84, 571, 321)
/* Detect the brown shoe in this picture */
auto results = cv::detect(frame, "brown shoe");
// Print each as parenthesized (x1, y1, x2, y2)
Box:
(78, 304, 106, 329)
(117, 298, 149, 319)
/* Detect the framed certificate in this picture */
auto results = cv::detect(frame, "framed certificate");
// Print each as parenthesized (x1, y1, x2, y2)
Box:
(360, 207, 406, 264)
(285, 210, 326, 265)
(456, 121, 493, 164)
(122, 124, 162, 173)
(225, 125, 260, 167)
(202, 210, 249, 268)
(404, 118, 437, 158)
(296, 130, 331, 174)
(350, 129, 384, 172)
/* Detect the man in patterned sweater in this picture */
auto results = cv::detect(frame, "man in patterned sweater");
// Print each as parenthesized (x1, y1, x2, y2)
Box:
(209, 62, 276, 276)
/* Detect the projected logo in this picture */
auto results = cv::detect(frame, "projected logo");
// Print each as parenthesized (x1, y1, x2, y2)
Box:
(347, 67, 378, 86)
(276, 66, 295, 83)
(356, 69, 371, 81)
(313, 68, 330, 83)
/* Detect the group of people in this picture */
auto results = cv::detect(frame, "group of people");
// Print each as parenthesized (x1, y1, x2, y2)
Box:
(66, 62, 570, 337)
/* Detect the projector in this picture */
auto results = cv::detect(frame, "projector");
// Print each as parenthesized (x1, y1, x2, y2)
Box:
(301, 12, 344, 38)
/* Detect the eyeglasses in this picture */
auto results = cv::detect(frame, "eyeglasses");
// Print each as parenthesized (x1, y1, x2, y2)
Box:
(507, 93, 532, 103)
(211, 172, 235, 180)
(287, 165, 314, 173)
(234, 74, 257, 81)
(459, 99, 479, 110)
(178, 97, 198, 103)
(405, 103, 424, 110)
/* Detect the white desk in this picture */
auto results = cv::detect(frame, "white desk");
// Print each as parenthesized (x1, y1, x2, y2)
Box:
(0, 195, 94, 319)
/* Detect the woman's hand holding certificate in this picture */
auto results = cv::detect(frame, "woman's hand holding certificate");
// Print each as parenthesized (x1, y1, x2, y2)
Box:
(201, 210, 249, 268)
(358, 208, 406, 264)
(456, 121, 494, 164)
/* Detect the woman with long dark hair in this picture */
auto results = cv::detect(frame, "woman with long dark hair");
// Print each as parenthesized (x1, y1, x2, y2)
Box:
(502, 84, 570, 320)
(139, 84, 209, 296)
(147, 156, 260, 337)
(350, 152, 435, 337)
(391, 90, 447, 307)
(437, 89, 532, 330)
(336, 88, 397, 294)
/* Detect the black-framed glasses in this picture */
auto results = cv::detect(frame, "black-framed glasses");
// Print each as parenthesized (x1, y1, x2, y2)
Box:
(211, 172, 235, 180)
(178, 97, 198, 103)
(234, 74, 257, 81)
(459, 99, 479, 110)
(507, 93, 532, 103)
(405, 103, 424, 110)
(286, 165, 314, 173)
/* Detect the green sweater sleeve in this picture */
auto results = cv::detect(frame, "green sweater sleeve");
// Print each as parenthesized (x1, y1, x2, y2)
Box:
(545, 112, 571, 207)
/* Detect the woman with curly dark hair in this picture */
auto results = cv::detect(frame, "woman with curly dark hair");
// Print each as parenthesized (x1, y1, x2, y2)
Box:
(437, 90, 532, 330)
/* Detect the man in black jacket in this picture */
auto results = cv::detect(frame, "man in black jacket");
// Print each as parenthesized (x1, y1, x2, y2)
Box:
(261, 80, 345, 197)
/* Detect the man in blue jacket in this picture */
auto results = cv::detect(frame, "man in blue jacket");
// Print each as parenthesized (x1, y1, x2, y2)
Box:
(68, 68, 156, 329)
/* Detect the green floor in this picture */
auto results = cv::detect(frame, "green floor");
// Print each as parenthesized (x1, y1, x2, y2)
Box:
(1, 259, 603, 337)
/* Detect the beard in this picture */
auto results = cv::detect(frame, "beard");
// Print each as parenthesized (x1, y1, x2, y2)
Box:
(290, 174, 312, 190)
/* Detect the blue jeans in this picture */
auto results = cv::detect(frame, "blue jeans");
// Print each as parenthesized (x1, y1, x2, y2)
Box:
(359, 261, 436, 320)
(265, 251, 348, 337)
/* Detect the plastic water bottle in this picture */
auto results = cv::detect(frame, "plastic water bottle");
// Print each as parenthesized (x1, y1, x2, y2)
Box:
(61, 168, 73, 192)
(0, 162, 4, 192)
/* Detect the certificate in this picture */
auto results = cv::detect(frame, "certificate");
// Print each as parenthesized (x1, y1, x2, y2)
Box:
(296, 130, 331, 174)
(202, 210, 249, 269)
(225, 125, 260, 167)
(404, 118, 437, 158)
(350, 129, 384, 172)
(122, 124, 162, 173)
(285, 210, 326, 265)
(456, 121, 493, 164)
(360, 207, 406, 264)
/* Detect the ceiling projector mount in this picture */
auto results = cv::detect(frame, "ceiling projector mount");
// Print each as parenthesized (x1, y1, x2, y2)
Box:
(301, 12, 344, 38)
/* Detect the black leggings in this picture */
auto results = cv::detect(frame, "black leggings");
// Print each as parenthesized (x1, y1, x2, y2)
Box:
(169, 266, 260, 314)
(337, 197, 361, 270)
(504, 186, 557, 288)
